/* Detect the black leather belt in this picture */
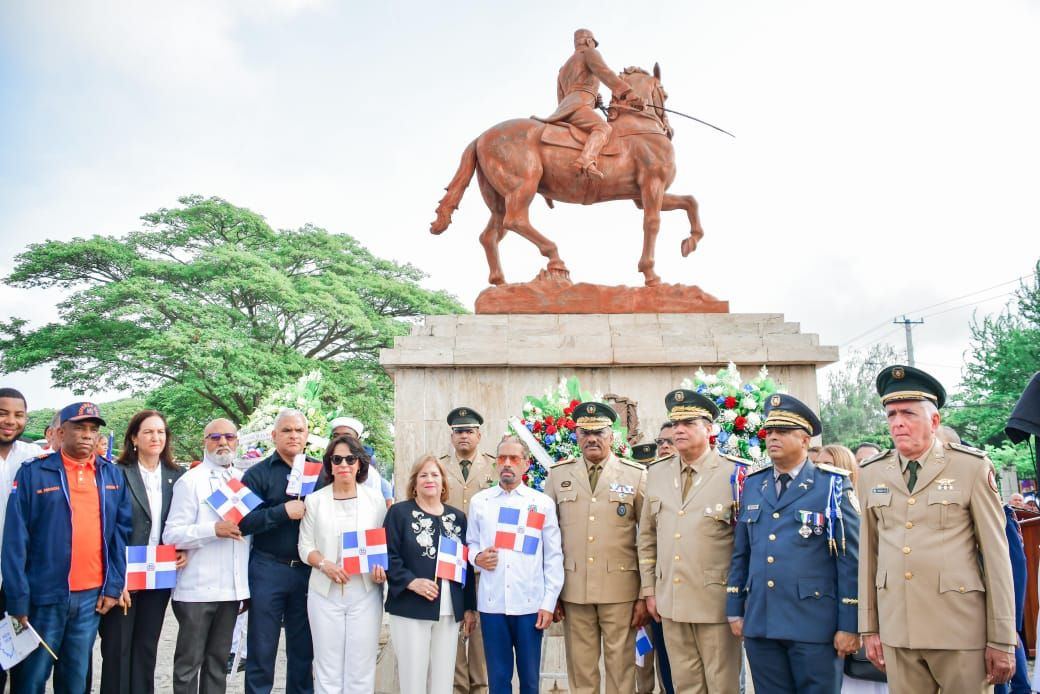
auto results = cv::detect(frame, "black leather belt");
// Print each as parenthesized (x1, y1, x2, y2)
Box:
(255, 550, 306, 568)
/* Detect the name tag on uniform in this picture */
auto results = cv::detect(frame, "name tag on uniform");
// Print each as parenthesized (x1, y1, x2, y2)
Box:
(870, 486, 889, 494)
(609, 482, 635, 495)
(747, 504, 760, 511)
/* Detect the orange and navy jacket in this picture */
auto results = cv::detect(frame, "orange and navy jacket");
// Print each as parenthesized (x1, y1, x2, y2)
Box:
(1, 451, 131, 616)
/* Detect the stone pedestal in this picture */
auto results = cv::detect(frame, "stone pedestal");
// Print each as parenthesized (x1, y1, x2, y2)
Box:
(379, 313, 838, 485)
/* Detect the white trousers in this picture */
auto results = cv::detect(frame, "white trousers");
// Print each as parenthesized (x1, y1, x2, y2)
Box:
(389, 613, 459, 694)
(307, 584, 383, 694)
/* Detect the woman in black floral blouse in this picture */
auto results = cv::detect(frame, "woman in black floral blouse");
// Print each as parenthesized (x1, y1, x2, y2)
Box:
(384, 454, 477, 694)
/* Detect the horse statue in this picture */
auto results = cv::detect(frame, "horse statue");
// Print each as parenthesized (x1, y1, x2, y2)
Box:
(430, 64, 704, 287)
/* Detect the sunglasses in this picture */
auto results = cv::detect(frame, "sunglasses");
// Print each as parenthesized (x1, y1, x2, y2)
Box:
(205, 433, 238, 442)
(331, 454, 361, 466)
(655, 438, 674, 446)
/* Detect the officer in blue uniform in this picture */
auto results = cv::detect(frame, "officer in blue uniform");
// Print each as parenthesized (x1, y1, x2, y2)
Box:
(726, 393, 860, 694)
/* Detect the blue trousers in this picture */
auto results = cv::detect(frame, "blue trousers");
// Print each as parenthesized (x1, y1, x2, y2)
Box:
(744, 636, 841, 694)
(650, 618, 675, 694)
(12, 588, 101, 694)
(479, 612, 543, 694)
(245, 553, 314, 694)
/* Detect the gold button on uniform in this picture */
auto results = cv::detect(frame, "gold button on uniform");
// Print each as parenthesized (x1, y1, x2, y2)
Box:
(591, 497, 597, 503)
(905, 522, 913, 529)
(674, 555, 680, 561)
(767, 556, 775, 564)
(959, 586, 966, 593)
(673, 578, 681, 584)
(942, 500, 950, 506)
(767, 580, 775, 588)
(908, 498, 916, 505)
(589, 516, 595, 521)
(588, 557, 594, 563)
(768, 534, 776, 541)
(905, 572, 913, 580)
(902, 546, 911, 554)
(814, 591, 820, 597)
(678, 510, 685, 516)
(588, 536, 594, 542)
(772, 512, 780, 519)
(674, 533, 681, 539)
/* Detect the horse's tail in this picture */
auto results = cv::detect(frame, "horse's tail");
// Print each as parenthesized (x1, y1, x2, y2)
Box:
(430, 139, 478, 234)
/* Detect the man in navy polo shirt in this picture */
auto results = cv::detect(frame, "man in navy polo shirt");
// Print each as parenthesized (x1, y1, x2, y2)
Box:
(2, 401, 131, 694)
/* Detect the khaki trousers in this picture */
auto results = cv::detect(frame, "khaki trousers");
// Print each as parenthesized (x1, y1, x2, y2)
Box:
(882, 644, 992, 694)
(561, 600, 637, 694)
(661, 619, 740, 694)
(453, 605, 488, 694)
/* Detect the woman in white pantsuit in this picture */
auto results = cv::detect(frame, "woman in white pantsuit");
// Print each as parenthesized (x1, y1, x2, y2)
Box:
(298, 435, 387, 694)
(384, 455, 477, 694)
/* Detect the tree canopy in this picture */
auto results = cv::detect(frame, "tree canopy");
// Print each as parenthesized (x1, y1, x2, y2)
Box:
(2, 195, 466, 460)
(820, 343, 898, 449)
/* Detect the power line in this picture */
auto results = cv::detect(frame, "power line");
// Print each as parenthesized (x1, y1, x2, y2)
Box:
(894, 316, 924, 366)
(902, 275, 1030, 316)
(918, 291, 1016, 320)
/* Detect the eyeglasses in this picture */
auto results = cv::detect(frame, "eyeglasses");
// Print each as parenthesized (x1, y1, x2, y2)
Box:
(331, 454, 360, 466)
(205, 433, 239, 442)
(655, 438, 674, 446)
(496, 455, 524, 464)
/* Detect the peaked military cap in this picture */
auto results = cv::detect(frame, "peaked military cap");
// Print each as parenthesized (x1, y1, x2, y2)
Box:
(665, 389, 719, 422)
(59, 401, 107, 426)
(762, 393, 821, 437)
(573, 401, 617, 430)
(631, 442, 657, 463)
(446, 407, 484, 429)
(876, 364, 947, 409)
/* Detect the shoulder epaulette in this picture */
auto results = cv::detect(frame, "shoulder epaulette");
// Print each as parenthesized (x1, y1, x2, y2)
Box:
(816, 463, 851, 477)
(647, 453, 675, 468)
(619, 457, 645, 470)
(553, 457, 577, 467)
(747, 464, 774, 477)
(946, 442, 987, 458)
(721, 453, 751, 467)
(482, 452, 496, 460)
(860, 449, 893, 467)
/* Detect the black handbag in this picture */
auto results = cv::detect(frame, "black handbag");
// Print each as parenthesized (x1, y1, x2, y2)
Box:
(843, 646, 887, 683)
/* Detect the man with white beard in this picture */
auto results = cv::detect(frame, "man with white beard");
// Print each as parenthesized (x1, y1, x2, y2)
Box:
(164, 418, 251, 694)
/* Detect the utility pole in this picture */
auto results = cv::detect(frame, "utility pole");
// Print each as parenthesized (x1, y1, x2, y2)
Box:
(893, 316, 924, 366)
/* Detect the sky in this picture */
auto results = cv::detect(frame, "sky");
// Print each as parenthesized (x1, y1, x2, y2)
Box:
(1, 0, 1039, 411)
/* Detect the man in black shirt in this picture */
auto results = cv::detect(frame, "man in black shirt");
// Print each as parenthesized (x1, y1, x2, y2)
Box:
(239, 408, 327, 694)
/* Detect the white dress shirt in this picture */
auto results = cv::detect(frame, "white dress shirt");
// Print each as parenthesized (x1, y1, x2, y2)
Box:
(139, 463, 163, 545)
(467, 483, 563, 615)
(163, 459, 250, 602)
(0, 440, 44, 590)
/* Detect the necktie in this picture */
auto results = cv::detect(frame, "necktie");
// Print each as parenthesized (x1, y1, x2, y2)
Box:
(681, 466, 694, 501)
(907, 460, 920, 493)
(460, 459, 471, 481)
(777, 472, 792, 499)
(588, 464, 602, 491)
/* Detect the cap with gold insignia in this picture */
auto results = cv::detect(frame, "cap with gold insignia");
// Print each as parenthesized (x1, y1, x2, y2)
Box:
(875, 364, 947, 409)
(665, 389, 719, 422)
(59, 401, 107, 426)
(762, 393, 821, 437)
(574, 401, 617, 430)
(446, 407, 484, 429)
(631, 442, 657, 463)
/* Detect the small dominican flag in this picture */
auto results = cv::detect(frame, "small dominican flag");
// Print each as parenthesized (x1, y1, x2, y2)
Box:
(205, 478, 262, 523)
(493, 506, 545, 555)
(125, 544, 178, 590)
(342, 528, 389, 575)
(435, 535, 468, 585)
(635, 625, 653, 666)
(286, 455, 322, 497)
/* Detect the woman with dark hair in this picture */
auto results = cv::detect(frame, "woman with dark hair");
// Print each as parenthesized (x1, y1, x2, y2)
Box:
(298, 435, 387, 694)
(98, 409, 185, 694)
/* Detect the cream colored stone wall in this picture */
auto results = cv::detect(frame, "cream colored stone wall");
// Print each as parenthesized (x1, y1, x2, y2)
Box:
(380, 314, 838, 493)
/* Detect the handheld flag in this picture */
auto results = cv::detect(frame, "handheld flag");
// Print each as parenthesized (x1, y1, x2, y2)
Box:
(493, 506, 545, 555)
(126, 544, 179, 590)
(635, 625, 653, 666)
(286, 454, 322, 497)
(342, 528, 388, 575)
(205, 478, 262, 523)
(436, 535, 468, 585)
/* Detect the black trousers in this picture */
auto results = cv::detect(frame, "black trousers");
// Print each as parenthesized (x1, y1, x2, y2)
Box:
(96, 588, 171, 694)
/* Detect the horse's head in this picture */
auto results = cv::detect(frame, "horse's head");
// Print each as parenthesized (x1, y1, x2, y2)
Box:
(613, 64, 670, 135)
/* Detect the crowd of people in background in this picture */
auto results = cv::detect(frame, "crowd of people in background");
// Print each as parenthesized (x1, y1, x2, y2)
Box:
(0, 361, 1032, 694)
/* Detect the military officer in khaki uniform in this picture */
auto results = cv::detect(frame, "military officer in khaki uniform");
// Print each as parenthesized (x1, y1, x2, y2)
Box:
(545, 402, 647, 694)
(858, 365, 1016, 692)
(440, 406, 496, 694)
(638, 389, 746, 694)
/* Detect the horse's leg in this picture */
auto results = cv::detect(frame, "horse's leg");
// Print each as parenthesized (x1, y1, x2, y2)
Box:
(477, 170, 507, 285)
(637, 178, 666, 286)
(502, 181, 569, 277)
(660, 193, 704, 258)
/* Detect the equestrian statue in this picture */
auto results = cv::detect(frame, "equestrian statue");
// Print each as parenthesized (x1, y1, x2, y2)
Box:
(430, 28, 705, 288)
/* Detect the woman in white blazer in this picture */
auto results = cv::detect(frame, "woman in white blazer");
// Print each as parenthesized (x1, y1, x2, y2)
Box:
(298, 435, 387, 694)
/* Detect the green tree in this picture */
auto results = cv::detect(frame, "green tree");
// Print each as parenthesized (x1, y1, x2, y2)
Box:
(820, 343, 898, 449)
(1, 196, 466, 461)
(946, 261, 1040, 447)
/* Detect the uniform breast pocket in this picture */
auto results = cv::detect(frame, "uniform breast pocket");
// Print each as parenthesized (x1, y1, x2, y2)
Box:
(866, 491, 892, 527)
(556, 490, 580, 526)
(608, 491, 634, 524)
(927, 490, 965, 529)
